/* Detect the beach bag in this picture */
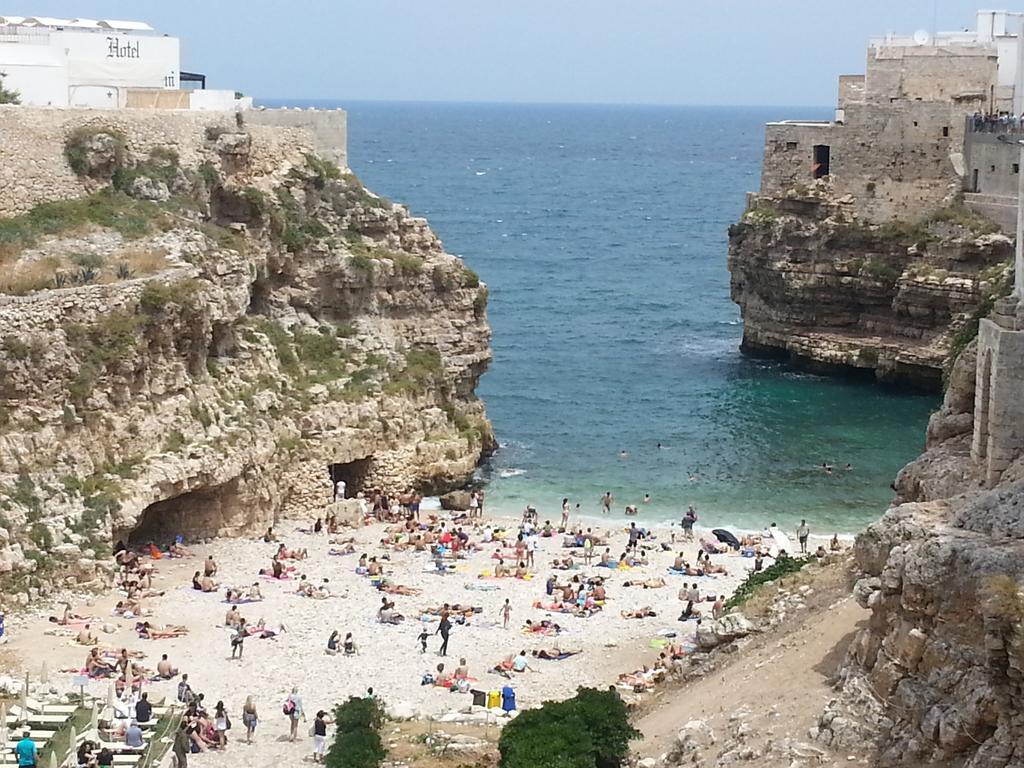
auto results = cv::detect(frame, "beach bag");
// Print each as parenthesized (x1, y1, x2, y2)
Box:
(282, 699, 295, 716)
(225, 715, 232, 731)
(486, 690, 500, 709)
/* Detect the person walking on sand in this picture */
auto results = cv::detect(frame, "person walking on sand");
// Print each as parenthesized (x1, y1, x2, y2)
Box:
(601, 491, 613, 514)
(285, 687, 305, 742)
(500, 598, 512, 629)
(436, 610, 452, 656)
(797, 519, 810, 554)
(231, 618, 246, 659)
(242, 696, 258, 744)
(312, 710, 331, 763)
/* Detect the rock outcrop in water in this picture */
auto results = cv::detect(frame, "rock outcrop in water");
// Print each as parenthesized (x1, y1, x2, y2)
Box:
(818, 343, 1024, 767)
(0, 113, 493, 599)
(728, 186, 1014, 390)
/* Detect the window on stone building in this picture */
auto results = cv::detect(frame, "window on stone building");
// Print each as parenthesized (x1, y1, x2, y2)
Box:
(991, 165, 997, 172)
(942, 126, 949, 137)
(812, 145, 831, 179)
(1014, 164, 1020, 175)
(786, 141, 798, 150)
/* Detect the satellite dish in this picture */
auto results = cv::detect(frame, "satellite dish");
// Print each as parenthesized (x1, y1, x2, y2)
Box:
(913, 29, 932, 46)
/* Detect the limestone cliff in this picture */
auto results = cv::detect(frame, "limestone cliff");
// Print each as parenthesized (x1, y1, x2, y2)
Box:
(815, 345, 1024, 767)
(728, 186, 1014, 390)
(0, 112, 493, 599)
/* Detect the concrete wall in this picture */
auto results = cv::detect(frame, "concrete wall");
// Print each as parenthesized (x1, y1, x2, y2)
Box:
(0, 105, 347, 216)
(963, 129, 1021, 197)
(973, 318, 1024, 486)
(247, 108, 348, 170)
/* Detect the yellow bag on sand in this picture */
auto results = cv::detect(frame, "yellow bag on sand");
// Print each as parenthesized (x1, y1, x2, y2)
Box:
(487, 690, 501, 709)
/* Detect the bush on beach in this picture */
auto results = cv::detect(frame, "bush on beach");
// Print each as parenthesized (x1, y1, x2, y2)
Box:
(325, 696, 386, 768)
(498, 687, 638, 768)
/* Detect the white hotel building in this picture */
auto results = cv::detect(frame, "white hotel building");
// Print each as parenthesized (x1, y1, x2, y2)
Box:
(0, 15, 246, 109)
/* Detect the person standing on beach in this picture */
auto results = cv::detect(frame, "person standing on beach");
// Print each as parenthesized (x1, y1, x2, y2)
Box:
(469, 491, 479, 518)
(15, 730, 36, 768)
(437, 610, 452, 656)
(334, 477, 346, 501)
(583, 534, 594, 565)
(526, 536, 536, 567)
(601, 492, 613, 514)
(561, 498, 570, 530)
(285, 687, 305, 742)
(172, 722, 189, 768)
(312, 710, 331, 763)
(231, 619, 246, 659)
(242, 696, 258, 744)
(500, 598, 512, 629)
(797, 520, 810, 554)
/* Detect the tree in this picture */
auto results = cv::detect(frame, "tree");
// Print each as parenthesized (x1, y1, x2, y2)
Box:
(325, 696, 386, 768)
(498, 688, 639, 768)
(0, 72, 21, 105)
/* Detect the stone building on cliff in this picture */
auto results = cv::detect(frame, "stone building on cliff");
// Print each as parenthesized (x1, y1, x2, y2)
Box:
(728, 10, 1024, 389)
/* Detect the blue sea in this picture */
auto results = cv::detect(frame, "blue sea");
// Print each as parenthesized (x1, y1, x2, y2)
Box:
(264, 101, 938, 534)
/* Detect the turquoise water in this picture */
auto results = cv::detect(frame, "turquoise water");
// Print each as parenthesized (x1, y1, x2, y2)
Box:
(269, 101, 938, 533)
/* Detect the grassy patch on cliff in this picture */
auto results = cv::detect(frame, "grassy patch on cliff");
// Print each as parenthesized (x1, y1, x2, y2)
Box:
(725, 556, 812, 611)
(0, 191, 169, 281)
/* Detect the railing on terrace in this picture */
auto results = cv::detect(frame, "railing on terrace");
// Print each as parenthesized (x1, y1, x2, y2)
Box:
(966, 114, 1024, 135)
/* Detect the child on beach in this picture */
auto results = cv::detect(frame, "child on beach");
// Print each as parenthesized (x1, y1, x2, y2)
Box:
(417, 630, 429, 653)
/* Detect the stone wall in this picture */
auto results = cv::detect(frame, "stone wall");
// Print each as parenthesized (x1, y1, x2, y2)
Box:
(246, 108, 348, 170)
(760, 101, 966, 223)
(0, 105, 346, 216)
(865, 46, 996, 106)
(973, 317, 1024, 486)
(838, 75, 866, 108)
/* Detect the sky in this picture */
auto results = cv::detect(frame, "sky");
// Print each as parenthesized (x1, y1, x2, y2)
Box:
(15, 1, 1004, 105)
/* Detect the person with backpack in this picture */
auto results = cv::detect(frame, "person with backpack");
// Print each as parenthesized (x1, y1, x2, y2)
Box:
(284, 687, 304, 742)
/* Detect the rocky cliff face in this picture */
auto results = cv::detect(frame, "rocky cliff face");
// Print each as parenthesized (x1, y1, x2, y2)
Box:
(816, 345, 1024, 767)
(728, 187, 1014, 389)
(0, 121, 493, 601)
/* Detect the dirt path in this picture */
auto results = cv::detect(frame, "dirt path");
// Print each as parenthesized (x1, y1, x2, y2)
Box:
(636, 589, 868, 765)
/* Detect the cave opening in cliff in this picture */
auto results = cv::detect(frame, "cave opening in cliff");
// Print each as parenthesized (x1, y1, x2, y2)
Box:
(121, 479, 246, 547)
(812, 145, 831, 179)
(329, 458, 373, 499)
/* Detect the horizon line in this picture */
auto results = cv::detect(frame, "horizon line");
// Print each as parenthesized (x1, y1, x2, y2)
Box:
(254, 97, 834, 111)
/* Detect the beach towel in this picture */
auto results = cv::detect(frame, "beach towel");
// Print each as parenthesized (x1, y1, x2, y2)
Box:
(464, 583, 499, 592)
(222, 598, 262, 605)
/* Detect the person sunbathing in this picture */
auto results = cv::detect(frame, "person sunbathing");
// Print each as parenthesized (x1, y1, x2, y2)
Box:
(551, 557, 575, 570)
(330, 542, 357, 555)
(623, 577, 666, 589)
(85, 648, 115, 676)
(621, 607, 657, 619)
(524, 619, 562, 634)
(191, 571, 218, 592)
(136, 622, 188, 639)
(379, 582, 420, 596)
(514, 562, 530, 579)
(366, 558, 383, 576)
(704, 563, 729, 576)
(225, 606, 244, 628)
(493, 559, 510, 577)
(76, 625, 98, 646)
(276, 543, 308, 560)
(532, 647, 582, 660)
(156, 654, 179, 678)
(169, 540, 190, 557)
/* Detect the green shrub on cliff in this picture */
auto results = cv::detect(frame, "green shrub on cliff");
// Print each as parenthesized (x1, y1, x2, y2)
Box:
(725, 555, 811, 610)
(946, 260, 1015, 377)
